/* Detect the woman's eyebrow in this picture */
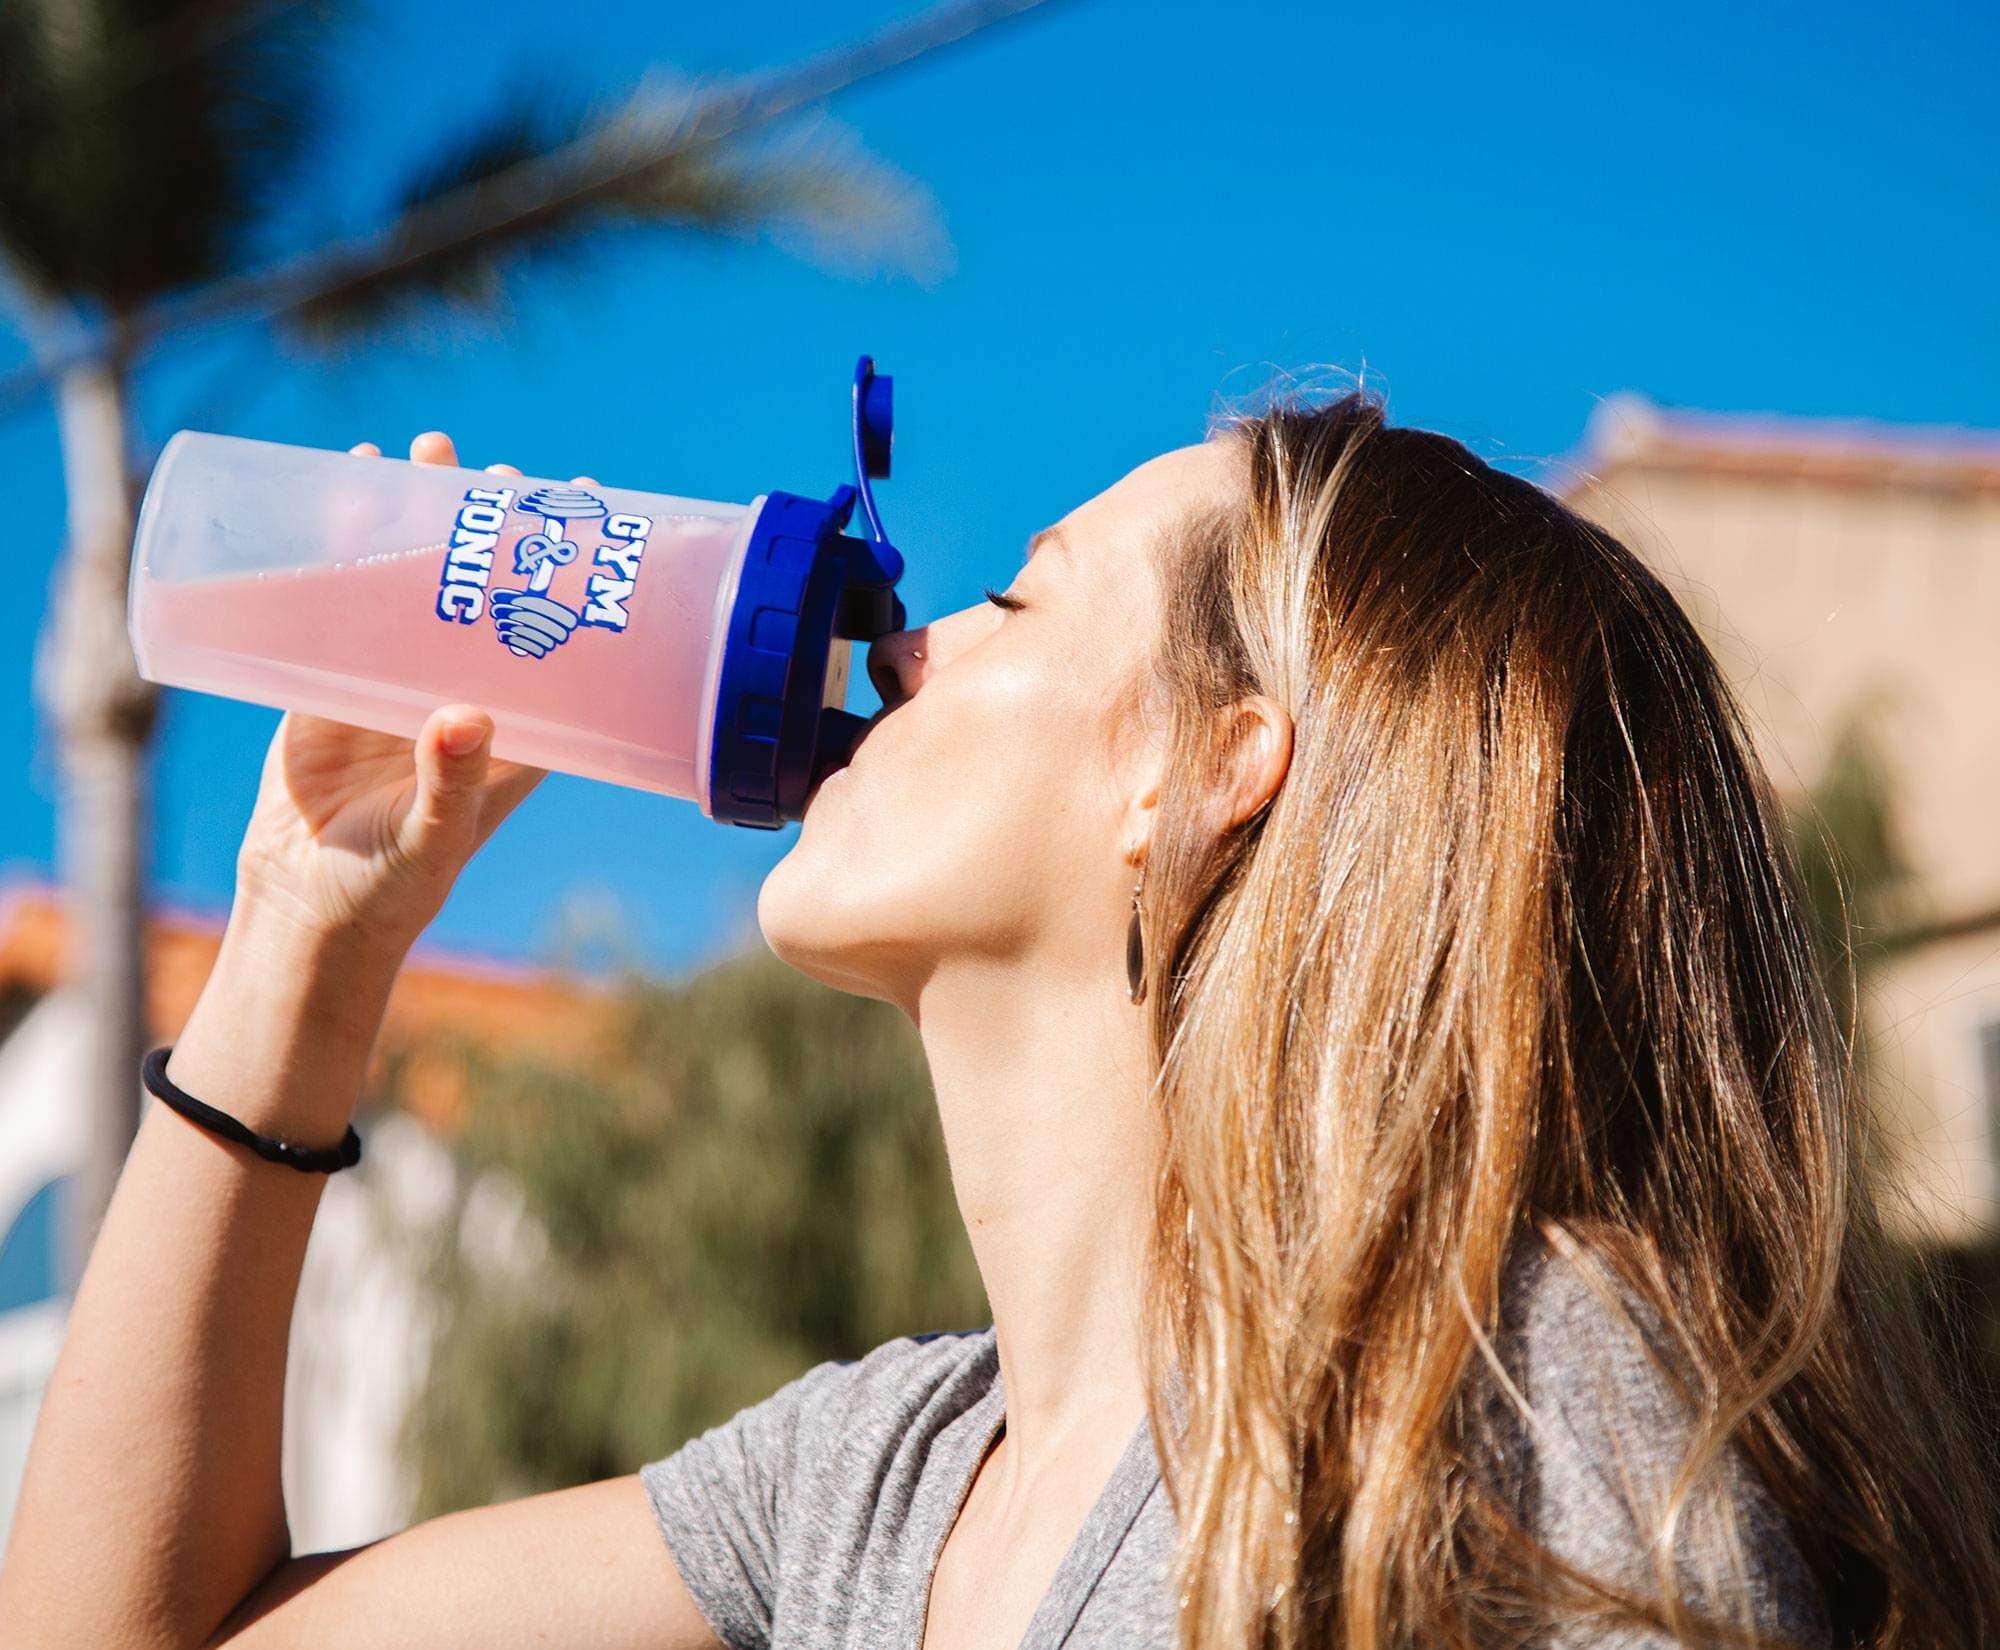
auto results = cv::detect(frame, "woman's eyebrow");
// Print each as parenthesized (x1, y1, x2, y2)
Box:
(1024, 525, 1068, 565)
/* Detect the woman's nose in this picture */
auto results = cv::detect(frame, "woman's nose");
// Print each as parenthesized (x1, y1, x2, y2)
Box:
(866, 625, 928, 710)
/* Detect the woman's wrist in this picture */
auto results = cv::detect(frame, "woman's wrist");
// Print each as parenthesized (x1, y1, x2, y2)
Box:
(162, 896, 407, 1146)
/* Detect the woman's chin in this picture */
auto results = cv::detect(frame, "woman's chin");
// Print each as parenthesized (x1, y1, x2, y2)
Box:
(757, 854, 844, 965)
(758, 862, 913, 1004)
(755, 857, 805, 946)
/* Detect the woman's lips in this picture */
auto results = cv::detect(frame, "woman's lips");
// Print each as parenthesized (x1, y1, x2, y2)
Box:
(806, 760, 852, 812)
(808, 707, 884, 807)
(837, 711, 887, 776)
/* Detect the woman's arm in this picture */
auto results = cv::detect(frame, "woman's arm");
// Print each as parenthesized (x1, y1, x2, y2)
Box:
(0, 906, 387, 1640)
(0, 905, 720, 1649)
(0, 430, 724, 1649)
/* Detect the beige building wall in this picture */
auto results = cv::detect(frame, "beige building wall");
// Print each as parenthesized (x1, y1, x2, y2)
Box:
(1558, 396, 2000, 1246)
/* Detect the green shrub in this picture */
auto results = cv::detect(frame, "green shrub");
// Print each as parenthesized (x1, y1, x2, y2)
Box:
(395, 948, 987, 1517)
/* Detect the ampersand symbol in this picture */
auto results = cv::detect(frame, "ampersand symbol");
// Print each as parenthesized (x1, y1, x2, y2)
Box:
(513, 532, 578, 578)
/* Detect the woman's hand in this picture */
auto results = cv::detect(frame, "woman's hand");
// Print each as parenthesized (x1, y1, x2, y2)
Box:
(230, 430, 597, 961)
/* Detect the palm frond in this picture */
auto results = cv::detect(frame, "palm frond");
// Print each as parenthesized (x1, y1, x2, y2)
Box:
(283, 64, 949, 348)
(0, 0, 341, 310)
(2, 0, 1049, 406)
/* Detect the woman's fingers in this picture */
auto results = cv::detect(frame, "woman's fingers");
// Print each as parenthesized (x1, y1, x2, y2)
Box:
(395, 703, 493, 862)
(359, 437, 590, 487)
(410, 430, 457, 466)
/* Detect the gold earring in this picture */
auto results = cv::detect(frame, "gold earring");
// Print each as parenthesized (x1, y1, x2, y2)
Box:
(1126, 858, 1147, 1005)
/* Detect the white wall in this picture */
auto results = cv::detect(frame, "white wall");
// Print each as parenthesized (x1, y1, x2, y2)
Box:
(0, 991, 530, 1559)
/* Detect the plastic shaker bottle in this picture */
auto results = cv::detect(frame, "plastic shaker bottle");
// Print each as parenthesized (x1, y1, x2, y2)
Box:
(126, 356, 907, 829)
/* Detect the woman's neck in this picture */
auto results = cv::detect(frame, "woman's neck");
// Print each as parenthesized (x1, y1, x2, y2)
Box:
(911, 952, 1160, 1478)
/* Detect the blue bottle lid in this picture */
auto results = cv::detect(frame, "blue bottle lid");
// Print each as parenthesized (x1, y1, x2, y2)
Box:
(707, 357, 908, 829)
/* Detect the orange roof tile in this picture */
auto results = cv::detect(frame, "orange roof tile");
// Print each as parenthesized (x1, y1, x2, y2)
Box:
(1567, 394, 2000, 495)
(0, 877, 624, 1135)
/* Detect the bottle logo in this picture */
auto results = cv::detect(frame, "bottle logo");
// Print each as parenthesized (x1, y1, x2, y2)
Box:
(434, 483, 654, 657)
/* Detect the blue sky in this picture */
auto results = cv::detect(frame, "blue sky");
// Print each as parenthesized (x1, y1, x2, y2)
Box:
(2, 0, 1995, 979)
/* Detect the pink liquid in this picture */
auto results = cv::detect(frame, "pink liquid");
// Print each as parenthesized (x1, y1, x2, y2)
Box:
(138, 515, 747, 799)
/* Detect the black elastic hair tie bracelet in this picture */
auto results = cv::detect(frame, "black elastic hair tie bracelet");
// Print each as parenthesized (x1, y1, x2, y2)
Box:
(142, 1045, 363, 1173)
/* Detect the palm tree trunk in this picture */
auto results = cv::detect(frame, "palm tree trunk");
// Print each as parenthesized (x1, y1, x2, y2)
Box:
(31, 320, 159, 1295)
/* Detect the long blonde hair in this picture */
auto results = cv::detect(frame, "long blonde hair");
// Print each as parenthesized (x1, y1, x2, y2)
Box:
(1130, 387, 2000, 1648)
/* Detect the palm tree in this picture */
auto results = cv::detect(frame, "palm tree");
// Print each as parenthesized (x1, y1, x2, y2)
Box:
(0, 0, 1049, 1292)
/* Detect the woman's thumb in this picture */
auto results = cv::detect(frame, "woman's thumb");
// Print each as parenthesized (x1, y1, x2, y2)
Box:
(403, 706, 492, 854)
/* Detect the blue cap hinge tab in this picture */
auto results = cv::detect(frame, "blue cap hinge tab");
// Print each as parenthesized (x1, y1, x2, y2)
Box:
(705, 354, 911, 829)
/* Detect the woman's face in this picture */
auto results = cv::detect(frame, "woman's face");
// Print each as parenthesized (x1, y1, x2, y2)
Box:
(758, 439, 1240, 1008)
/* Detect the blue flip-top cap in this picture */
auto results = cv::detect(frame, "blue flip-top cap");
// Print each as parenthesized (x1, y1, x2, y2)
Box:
(707, 356, 909, 830)
(858, 369, 892, 480)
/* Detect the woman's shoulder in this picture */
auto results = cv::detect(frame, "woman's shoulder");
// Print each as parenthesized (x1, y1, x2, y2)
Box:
(1492, 1227, 1675, 1391)
(638, 1327, 999, 1648)
(1471, 1228, 1832, 1647)
(646, 1324, 998, 1494)
(793, 1324, 999, 1446)
(1481, 1226, 1767, 1507)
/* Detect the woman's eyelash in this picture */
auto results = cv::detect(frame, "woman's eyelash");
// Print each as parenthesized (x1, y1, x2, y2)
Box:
(982, 586, 1025, 612)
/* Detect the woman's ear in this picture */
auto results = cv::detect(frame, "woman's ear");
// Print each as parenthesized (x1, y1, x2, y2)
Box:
(1207, 694, 1293, 833)
(1118, 755, 1162, 871)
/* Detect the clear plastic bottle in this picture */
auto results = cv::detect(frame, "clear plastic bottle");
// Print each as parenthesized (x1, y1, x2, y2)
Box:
(126, 358, 908, 829)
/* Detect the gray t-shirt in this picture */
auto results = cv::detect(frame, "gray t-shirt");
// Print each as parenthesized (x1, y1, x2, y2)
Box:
(639, 1239, 1830, 1649)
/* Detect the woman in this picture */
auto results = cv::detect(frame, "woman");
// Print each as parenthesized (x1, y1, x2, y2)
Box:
(2, 389, 1995, 1650)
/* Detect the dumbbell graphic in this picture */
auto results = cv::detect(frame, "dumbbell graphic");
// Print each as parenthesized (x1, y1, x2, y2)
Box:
(491, 486, 609, 658)
(491, 589, 582, 658)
